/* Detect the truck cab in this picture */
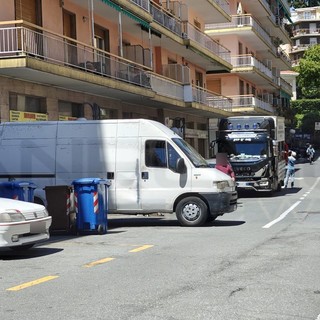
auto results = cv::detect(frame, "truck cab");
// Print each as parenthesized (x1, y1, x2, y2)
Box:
(216, 117, 286, 192)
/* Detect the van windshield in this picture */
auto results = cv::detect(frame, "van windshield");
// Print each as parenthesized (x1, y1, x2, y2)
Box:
(173, 138, 210, 168)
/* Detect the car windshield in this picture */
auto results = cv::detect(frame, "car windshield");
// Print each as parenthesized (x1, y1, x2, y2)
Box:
(219, 140, 269, 159)
(173, 138, 210, 167)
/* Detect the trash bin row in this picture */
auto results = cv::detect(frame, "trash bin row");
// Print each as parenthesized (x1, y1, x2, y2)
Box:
(0, 178, 109, 235)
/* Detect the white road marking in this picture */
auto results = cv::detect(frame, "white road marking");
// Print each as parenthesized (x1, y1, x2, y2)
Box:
(262, 201, 301, 229)
(263, 177, 320, 228)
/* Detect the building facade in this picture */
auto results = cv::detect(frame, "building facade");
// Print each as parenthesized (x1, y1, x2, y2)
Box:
(290, 5, 320, 67)
(0, 0, 293, 157)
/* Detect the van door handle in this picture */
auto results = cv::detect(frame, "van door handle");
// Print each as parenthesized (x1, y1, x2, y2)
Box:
(141, 172, 149, 180)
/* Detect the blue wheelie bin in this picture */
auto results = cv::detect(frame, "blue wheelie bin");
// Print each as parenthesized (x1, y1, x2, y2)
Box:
(72, 178, 109, 234)
(0, 181, 37, 202)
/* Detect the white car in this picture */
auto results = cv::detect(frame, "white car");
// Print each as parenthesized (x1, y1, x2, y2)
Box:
(0, 197, 52, 250)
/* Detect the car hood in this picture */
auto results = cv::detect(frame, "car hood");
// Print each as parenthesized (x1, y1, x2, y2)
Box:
(0, 197, 45, 212)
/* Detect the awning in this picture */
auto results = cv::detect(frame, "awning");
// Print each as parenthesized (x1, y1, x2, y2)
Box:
(100, 0, 150, 29)
(277, 0, 293, 23)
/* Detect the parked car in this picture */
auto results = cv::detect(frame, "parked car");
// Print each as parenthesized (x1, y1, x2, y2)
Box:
(0, 197, 52, 250)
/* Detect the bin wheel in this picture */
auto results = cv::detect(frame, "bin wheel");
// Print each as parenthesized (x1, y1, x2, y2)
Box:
(97, 224, 106, 235)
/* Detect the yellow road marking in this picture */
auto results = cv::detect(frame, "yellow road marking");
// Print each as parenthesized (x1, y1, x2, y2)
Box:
(129, 245, 154, 253)
(83, 257, 115, 268)
(6, 275, 59, 291)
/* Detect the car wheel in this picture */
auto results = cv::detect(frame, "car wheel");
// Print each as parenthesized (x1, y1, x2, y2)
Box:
(175, 197, 208, 227)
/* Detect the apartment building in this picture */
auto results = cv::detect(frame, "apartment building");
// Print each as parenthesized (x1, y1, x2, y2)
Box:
(290, 6, 320, 67)
(205, 0, 293, 118)
(0, 0, 293, 157)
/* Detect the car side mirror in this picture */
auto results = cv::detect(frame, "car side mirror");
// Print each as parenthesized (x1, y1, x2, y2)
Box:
(176, 158, 186, 174)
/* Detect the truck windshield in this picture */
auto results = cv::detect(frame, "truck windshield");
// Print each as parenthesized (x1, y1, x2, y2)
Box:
(173, 138, 209, 167)
(220, 140, 269, 158)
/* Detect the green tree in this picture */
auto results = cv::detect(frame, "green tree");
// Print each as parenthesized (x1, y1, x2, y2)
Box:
(291, 0, 320, 7)
(296, 45, 320, 98)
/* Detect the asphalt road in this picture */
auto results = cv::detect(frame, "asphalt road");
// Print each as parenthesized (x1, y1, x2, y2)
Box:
(1, 157, 320, 320)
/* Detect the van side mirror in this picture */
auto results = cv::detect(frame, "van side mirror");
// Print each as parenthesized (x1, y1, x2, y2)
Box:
(176, 158, 186, 174)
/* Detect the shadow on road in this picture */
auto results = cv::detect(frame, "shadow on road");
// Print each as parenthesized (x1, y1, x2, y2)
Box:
(0, 247, 63, 260)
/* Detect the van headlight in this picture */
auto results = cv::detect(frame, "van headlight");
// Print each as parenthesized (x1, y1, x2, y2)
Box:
(213, 181, 229, 190)
(0, 210, 25, 223)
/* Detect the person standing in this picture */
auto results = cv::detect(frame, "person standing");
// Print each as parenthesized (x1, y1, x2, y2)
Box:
(284, 151, 296, 188)
(306, 144, 315, 164)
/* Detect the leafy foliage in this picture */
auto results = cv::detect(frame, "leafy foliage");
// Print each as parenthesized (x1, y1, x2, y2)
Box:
(291, 99, 320, 132)
(291, 0, 320, 7)
(295, 45, 320, 99)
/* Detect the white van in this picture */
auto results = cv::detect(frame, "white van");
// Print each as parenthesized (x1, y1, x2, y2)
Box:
(0, 119, 237, 226)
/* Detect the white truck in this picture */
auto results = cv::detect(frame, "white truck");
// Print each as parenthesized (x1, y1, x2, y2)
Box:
(0, 119, 237, 227)
(215, 116, 287, 192)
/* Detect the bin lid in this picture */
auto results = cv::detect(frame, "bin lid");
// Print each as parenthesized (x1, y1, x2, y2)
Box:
(72, 178, 108, 185)
(0, 181, 37, 188)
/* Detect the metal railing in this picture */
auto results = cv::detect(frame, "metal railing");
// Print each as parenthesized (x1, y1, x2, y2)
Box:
(192, 86, 233, 111)
(229, 95, 274, 113)
(162, 64, 190, 84)
(150, 3, 182, 36)
(280, 78, 292, 94)
(231, 55, 273, 80)
(0, 22, 234, 111)
(205, 15, 273, 49)
(213, 0, 231, 15)
(182, 22, 231, 63)
(0, 24, 152, 88)
(130, 0, 150, 12)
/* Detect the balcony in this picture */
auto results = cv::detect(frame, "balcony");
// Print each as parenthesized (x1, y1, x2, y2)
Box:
(292, 28, 320, 36)
(182, 22, 231, 65)
(130, 0, 150, 12)
(191, 86, 233, 112)
(228, 95, 274, 114)
(205, 15, 291, 68)
(0, 22, 234, 116)
(205, 15, 274, 51)
(231, 54, 273, 79)
(280, 78, 292, 96)
(150, 3, 182, 36)
(162, 64, 190, 84)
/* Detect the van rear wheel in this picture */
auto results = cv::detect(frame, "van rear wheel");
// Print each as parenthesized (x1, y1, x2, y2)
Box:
(176, 197, 208, 227)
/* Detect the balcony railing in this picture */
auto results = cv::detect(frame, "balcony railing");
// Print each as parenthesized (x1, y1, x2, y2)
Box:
(162, 64, 190, 84)
(280, 78, 292, 94)
(0, 23, 152, 88)
(293, 28, 320, 36)
(182, 22, 231, 63)
(192, 86, 233, 112)
(229, 95, 274, 113)
(0, 23, 234, 112)
(130, 0, 150, 12)
(231, 55, 273, 79)
(150, 3, 182, 36)
(213, 0, 231, 15)
(205, 15, 273, 49)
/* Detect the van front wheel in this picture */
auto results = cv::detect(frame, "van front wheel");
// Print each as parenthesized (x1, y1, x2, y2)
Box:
(176, 197, 208, 227)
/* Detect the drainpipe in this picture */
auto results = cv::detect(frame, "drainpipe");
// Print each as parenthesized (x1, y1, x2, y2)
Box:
(89, 0, 95, 46)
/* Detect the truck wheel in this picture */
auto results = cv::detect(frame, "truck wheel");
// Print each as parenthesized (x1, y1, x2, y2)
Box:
(176, 197, 208, 227)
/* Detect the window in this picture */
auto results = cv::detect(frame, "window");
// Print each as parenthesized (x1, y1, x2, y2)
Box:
(9, 93, 46, 113)
(145, 140, 167, 168)
(58, 101, 83, 118)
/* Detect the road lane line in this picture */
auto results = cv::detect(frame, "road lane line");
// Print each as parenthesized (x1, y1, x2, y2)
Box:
(129, 245, 154, 253)
(262, 201, 301, 229)
(83, 257, 115, 268)
(263, 177, 320, 228)
(6, 275, 59, 291)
